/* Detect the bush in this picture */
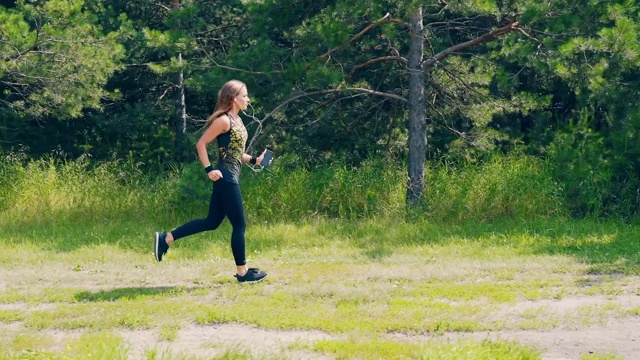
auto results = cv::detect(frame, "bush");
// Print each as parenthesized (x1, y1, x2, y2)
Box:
(548, 109, 640, 219)
(424, 155, 565, 222)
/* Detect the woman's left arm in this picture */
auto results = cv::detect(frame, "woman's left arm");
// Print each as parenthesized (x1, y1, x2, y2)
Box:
(243, 150, 267, 165)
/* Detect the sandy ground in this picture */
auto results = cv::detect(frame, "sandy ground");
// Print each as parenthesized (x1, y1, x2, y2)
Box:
(2, 294, 640, 359)
(2, 257, 639, 358)
(95, 316, 640, 359)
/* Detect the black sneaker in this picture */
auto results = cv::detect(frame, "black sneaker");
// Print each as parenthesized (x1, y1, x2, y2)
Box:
(154, 232, 169, 262)
(234, 268, 267, 283)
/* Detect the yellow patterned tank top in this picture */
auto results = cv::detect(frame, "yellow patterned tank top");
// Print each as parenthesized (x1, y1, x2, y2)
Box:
(215, 113, 248, 184)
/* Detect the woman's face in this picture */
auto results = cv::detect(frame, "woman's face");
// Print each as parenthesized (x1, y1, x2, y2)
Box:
(234, 86, 250, 111)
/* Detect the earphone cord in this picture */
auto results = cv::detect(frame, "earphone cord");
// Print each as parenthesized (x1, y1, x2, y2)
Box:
(242, 103, 270, 173)
(246, 164, 266, 172)
(242, 103, 266, 155)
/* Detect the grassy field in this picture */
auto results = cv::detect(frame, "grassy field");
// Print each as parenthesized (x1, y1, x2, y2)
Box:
(1, 218, 639, 359)
(1, 156, 638, 359)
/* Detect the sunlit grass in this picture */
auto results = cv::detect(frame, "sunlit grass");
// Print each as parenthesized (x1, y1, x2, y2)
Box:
(0, 154, 568, 226)
(2, 220, 636, 358)
(0, 331, 129, 360)
(0, 157, 637, 359)
(2, 228, 638, 334)
(307, 338, 542, 360)
(581, 354, 625, 360)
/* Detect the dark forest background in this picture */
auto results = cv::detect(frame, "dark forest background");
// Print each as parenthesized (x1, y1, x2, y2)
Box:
(2, 0, 639, 219)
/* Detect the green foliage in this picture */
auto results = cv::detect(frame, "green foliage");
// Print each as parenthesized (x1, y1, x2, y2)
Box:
(1, 0, 640, 221)
(0, 0, 125, 118)
(80, 103, 177, 169)
(548, 108, 640, 219)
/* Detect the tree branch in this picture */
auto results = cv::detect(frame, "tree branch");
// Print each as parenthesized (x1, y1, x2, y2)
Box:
(155, 3, 171, 12)
(259, 87, 407, 124)
(349, 55, 407, 78)
(516, 27, 541, 44)
(209, 61, 272, 75)
(4, 45, 37, 61)
(422, 18, 520, 70)
(320, 13, 397, 59)
(5, 26, 40, 62)
(196, 38, 277, 75)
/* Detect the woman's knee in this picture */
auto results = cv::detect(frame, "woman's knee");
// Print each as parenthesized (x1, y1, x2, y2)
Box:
(206, 224, 218, 231)
(231, 219, 246, 232)
(205, 219, 223, 231)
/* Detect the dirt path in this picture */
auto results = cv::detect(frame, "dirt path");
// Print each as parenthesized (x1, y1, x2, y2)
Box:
(3, 294, 640, 359)
(113, 318, 640, 359)
(448, 319, 640, 360)
(3, 319, 636, 359)
(2, 257, 639, 358)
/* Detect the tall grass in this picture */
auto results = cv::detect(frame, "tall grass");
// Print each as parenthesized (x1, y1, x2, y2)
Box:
(242, 156, 407, 221)
(211, 154, 564, 222)
(0, 155, 173, 227)
(0, 153, 566, 227)
(424, 156, 565, 221)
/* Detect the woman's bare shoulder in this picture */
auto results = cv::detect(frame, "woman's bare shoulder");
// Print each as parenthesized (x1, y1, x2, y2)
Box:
(210, 113, 231, 131)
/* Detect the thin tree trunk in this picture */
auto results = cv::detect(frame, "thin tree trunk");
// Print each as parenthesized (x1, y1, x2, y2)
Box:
(178, 53, 186, 135)
(406, 6, 427, 208)
(173, 0, 187, 144)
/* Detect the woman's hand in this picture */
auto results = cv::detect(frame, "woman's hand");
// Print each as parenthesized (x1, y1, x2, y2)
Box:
(208, 169, 223, 182)
(255, 149, 272, 167)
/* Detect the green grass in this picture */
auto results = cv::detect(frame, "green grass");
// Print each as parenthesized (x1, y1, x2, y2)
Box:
(308, 338, 541, 360)
(0, 332, 129, 360)
(0, 156, 638, 358)
(1, 219, 639, 358)
(0, 153, 570, 224)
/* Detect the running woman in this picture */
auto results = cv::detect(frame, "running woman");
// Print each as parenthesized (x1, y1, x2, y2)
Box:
(154, 80, 269, 283)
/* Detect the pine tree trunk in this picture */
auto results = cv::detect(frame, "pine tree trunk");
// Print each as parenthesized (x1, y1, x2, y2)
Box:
(406, 6, 427, 208)
(173, 0, 187, 148)
(177, 53, 186, 135)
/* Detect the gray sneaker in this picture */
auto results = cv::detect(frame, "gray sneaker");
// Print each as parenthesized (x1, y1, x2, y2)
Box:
(154, 232, 169, 262)
(234, 268, 267, 283)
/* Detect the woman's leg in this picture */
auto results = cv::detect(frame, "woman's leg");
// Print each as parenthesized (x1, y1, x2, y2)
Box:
(218, 183, 267, 282)
(170, 183, 226, 242)
(220, 182, 247, 270)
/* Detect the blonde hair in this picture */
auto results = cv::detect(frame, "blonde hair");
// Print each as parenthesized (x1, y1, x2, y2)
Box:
(204, 80, 246, 128)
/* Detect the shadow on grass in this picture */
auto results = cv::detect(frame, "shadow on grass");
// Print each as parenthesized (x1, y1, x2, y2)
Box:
(478, 220, 640, 274)
(522, 220, 640, 274)
(74, 286, 198, 302)
(0, 209, 230, 255)
(316, 218, 640, 274)
(4, 213, 640, 274)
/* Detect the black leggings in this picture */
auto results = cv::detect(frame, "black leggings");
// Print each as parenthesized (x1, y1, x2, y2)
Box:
(171, 181, 246, 266)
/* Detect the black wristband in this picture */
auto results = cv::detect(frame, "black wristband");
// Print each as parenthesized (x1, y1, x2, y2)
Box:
(249, 157, 256, 165)
(204, 165, 214, 173)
